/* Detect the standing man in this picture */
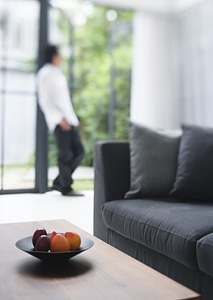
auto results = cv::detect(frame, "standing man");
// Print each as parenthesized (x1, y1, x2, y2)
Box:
(37, 45, 84, 196)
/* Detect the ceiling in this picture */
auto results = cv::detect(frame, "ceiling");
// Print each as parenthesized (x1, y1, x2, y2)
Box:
(91, 0, 203, 13)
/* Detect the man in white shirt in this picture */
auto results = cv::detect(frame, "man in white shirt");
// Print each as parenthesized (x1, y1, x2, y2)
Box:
(37, 45, 84, 196)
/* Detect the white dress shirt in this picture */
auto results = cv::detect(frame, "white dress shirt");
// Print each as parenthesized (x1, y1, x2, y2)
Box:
(37, 63, 79, 131)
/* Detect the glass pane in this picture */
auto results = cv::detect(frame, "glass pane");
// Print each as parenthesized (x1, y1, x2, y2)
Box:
(5, 71, 36, 93)
(0, 0, 39, 191)
(49, 5, 73, 77)
(3, 94, 36, 189)
(109, 21, 132, 140)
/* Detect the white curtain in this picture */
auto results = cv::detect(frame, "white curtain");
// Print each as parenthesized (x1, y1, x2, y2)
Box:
(177, 0, 213, 126)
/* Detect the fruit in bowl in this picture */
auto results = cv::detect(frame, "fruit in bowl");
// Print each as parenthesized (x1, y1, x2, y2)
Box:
(65, 231, 81, 250)
(49, 230, 57, 243)
(35, 235, 50, 252)
(32, 228, 47, 247)
(32, 228, 81, 252)
(50, 233, 70, 252)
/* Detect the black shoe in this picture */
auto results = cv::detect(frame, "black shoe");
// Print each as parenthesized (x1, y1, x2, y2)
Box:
(62, 190, 84, 196)
(51, 184, 63, 193)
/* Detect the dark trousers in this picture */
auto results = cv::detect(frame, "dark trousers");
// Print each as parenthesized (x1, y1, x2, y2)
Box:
(53, 125, 84, 192)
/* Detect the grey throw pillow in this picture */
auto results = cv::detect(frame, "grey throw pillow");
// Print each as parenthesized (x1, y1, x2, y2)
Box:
(170, 124, 213, 201)
(125, 121, 181, 199)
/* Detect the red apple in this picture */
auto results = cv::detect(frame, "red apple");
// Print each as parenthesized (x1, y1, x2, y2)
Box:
(32, 228, 47, 247)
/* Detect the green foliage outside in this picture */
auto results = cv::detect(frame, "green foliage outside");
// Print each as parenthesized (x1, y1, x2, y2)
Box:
(48, 4, 133, 167)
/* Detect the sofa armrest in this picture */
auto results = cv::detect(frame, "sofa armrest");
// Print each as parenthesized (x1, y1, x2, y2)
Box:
(93, 141, 130, 241)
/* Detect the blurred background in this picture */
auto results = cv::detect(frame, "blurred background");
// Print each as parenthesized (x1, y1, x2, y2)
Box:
(1, 0, 213, 194)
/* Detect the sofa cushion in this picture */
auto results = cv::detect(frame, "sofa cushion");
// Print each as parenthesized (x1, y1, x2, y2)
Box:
(102, 198, 213, 270)
(197, 233, 213, 278)
(125, 121, 181, 199)
(170, 124, 213, 201)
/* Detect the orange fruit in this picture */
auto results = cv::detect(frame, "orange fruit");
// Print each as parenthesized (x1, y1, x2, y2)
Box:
(49, 231, 57, 243)
(50, 233, 70, 252)
(65, 231, 81, 251)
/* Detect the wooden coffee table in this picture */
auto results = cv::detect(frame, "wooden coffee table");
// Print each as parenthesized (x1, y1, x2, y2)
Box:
(0, 219, 200, 300)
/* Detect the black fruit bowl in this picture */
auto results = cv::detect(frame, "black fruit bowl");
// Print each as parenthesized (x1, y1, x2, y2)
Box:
(16, 234, 94, 262)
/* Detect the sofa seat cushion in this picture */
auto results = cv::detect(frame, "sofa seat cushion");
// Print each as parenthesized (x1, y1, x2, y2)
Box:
(102, 199, 213, 270)
(197, 233, 213, 277)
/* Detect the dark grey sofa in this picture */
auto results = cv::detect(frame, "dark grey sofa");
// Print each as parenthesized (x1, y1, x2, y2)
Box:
(94, 140, 213, 300)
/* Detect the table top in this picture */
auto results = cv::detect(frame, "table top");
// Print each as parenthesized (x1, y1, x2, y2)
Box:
(0, 219, 200, 300)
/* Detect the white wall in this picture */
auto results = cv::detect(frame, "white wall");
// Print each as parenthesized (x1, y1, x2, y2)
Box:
(130, 11, 179, 129)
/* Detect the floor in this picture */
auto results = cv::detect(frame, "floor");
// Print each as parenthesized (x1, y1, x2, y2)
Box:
(0, 166, 94, 234)
(0, 190, 94, 234)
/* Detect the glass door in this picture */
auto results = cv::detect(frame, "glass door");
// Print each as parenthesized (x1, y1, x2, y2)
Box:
(0, 0, 39, 192)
